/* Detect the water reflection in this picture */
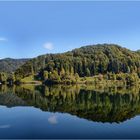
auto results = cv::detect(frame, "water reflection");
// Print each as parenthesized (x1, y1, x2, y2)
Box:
(48, 115, 58, 124)
(0, 84, 140, 123)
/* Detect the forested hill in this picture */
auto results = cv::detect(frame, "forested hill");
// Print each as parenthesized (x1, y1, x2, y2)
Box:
(0, 58, 28, 73)
(15, 44, 140, 81)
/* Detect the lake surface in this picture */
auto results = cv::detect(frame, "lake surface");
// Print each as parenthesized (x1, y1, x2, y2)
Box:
(0, 84, 140, 139)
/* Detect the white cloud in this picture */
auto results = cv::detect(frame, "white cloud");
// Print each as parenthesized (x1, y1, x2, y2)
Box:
(43, 42, 54, 50)
(48, 115, 58, 124)
(0, 37, 7, 42)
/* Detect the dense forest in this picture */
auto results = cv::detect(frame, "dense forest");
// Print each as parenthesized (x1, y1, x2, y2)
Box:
(0, 44, 140, 85)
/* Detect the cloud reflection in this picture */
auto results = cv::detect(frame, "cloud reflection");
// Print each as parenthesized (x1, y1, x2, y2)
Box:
(48, 115, 58, 124)
(0, 124, 11, 129)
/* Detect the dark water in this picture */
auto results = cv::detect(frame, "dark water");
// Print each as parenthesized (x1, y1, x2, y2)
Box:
(0, 84, 140, 139)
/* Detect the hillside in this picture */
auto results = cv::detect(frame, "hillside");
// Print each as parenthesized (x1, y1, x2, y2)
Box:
(137, 50, 140, 55)
(0, 58, 28, 73)
(14, 44, 140, 84)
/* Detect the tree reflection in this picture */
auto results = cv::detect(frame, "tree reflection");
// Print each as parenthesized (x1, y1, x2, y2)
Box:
(0, 84, 140, 123)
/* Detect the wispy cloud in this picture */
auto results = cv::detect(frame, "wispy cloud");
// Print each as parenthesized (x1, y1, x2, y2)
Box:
(43, 42, 54, 50)
(0, 37, 7, 42)
(0, 124, 11, 129)
(48, 115, 58, 124)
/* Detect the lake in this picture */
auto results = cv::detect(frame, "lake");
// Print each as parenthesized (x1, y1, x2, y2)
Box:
(0, 84, 140, 139)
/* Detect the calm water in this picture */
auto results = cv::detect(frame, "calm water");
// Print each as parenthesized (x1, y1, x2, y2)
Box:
(0, 84, 140, 139)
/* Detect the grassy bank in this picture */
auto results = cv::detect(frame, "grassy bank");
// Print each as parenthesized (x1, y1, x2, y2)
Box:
(18, 73, 140, 87)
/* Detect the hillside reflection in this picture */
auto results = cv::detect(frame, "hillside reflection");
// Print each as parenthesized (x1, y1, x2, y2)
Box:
(0, 84, 140, 123)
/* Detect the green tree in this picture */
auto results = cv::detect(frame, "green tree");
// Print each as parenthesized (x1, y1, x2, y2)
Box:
(0, 72, 7, 83)
(85, 68, 90, 76)
(75, 73, 79, 82)
(43, 71, 49, 80)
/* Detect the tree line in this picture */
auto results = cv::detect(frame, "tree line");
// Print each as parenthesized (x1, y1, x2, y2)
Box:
(1, 44, 140, 85)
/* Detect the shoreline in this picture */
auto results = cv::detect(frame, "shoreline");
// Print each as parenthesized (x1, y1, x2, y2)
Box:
(1, 79, 140, 88)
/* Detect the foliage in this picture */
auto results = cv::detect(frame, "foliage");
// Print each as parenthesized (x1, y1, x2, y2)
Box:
(14, 44, 140, 84)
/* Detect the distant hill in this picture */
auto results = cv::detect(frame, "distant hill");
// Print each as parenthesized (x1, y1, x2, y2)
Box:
(14, 44, 140, 81)
(137, 50, 140, 54)
(0, 58, 29, 73)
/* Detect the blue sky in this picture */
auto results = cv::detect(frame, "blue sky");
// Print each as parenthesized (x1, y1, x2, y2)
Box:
(0, 1, 140, 58)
